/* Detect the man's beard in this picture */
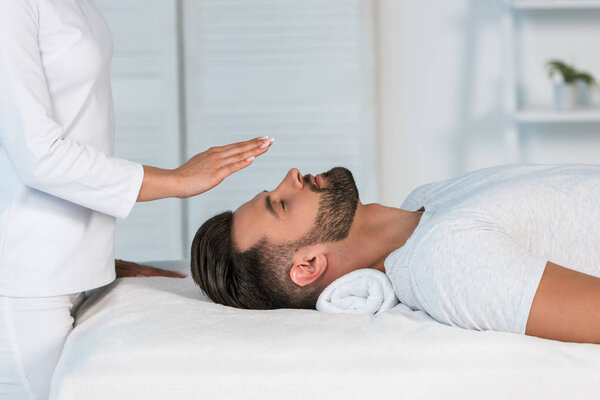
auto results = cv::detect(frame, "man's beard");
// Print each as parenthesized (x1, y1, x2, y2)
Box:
(303, 166, 359, 243)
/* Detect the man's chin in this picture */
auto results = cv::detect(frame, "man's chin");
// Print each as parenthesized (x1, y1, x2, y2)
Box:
(323, 166, 355, 184)
(322, 166, 358, 195)
(323, 166, 351, 176)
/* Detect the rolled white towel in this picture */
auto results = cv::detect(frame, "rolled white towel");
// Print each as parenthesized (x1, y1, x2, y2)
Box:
(316, 268, 399, 315)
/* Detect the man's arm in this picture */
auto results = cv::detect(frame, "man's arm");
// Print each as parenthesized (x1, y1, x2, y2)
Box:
(525, 261, 600, 344)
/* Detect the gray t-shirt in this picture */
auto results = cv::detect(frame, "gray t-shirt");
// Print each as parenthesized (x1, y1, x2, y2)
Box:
(384, 163, 600, 334)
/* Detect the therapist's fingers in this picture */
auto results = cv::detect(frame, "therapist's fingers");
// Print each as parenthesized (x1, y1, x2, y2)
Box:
(204, 144, 269, 185)
(123, 268, 186, 278)
(134, 266, 187, 278)
(216, 136, 270, 152)
(116, 260, 187, 278)
(213, 136, 263, 151)
(222, 141, 273, 165)
(219, 137, 274, 159)
(218, 157, 259, 178)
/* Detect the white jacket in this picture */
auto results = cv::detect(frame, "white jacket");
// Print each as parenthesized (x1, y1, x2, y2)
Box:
(0, 0, 144, 296)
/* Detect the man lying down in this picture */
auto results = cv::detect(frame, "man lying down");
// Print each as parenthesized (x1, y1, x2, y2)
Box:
(190, 164, 600, 344)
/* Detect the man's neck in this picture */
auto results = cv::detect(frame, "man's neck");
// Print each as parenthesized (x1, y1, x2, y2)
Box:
(325, 202, 424, 282)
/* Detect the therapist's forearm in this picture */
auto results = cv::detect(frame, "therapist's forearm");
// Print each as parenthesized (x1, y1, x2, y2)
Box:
(136, 166, 179, 202)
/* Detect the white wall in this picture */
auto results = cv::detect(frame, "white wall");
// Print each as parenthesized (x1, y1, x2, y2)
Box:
(375, 0, 600, 207)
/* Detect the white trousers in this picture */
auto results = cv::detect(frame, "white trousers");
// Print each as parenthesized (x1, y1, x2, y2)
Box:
(0, 293, 85, 400)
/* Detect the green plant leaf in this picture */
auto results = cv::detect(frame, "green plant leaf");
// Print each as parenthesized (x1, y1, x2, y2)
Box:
(546, 59, 578, 83)
(573, 71, 597, 87)
(545, 59, 597, 87)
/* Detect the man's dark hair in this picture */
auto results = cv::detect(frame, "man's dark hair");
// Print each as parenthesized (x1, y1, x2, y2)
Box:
(190, 211, 323, 309)
(190, 167, 358, 310)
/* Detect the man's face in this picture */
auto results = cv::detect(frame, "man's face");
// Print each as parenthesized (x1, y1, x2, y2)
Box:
(232, 167, 359, 252)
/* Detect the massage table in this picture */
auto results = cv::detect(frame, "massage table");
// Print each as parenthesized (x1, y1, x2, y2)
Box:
(50, 259, 600, 400)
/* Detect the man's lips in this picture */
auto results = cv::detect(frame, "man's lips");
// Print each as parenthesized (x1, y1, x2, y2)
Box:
(304, 174, 320, 189)
(299, 171, 324, 190)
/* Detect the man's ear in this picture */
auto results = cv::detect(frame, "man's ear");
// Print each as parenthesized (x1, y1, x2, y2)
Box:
(289, 246, 328, 287)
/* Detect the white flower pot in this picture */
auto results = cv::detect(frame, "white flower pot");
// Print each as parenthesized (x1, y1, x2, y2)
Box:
(553, 83, 577, 111)
(575, 80, 591, 108)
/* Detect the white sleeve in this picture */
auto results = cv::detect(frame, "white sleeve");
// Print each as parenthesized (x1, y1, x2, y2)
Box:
(0, 0, 143, 219)
(411, 227, 548, 334)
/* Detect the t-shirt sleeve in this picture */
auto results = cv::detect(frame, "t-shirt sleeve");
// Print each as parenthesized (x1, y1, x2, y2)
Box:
(410, 226, 548, 334)
(0, 0, 144, 219)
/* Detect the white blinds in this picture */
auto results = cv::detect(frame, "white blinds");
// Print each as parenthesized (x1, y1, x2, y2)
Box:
(96, 0, 184, 261)
(182, 0, 377, 249)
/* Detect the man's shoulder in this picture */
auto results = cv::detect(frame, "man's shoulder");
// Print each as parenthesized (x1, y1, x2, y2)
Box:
(401, 163, 570, 210)
(400, 164, 520, 209)
(401, 181, 446, 210)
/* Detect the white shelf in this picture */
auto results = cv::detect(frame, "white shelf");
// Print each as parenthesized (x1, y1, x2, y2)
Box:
(513, 1, 600, 10)
(516, 108, 600, 122)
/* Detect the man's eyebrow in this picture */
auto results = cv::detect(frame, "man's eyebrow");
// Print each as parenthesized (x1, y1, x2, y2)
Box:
(264, 192, 278, 218)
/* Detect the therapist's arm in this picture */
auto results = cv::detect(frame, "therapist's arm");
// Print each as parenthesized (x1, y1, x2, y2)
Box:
(0, 2, 270, 217)
(525, 261, 600, 344)
(0, 1, 143, 219)
(137, 137, 274, 201)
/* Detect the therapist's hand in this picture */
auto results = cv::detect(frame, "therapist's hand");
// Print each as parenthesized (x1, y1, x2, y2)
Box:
(137, 136, 274, 202)
(173, 136, 274, 199)
(115, 259, 187, 278)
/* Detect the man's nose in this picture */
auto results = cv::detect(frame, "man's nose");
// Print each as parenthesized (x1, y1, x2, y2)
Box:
(286, 168, 304, 190)
(273, 168, 303, 194)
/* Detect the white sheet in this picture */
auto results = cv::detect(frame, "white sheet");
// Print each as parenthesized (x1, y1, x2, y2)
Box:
(51, 260, 600, 400)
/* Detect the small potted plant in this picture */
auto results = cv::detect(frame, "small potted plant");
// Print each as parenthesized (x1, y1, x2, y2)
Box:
(546, 59, 597, 111)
